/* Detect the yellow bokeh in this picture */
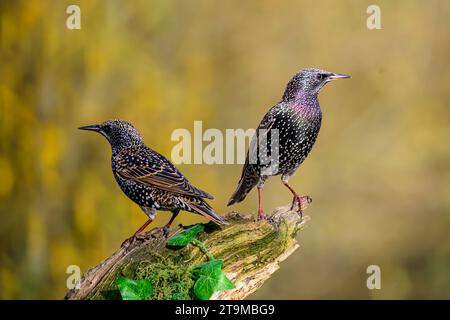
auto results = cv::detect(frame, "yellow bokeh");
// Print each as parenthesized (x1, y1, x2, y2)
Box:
(1, 0, 449, 299)
(0, 157, 14, 197)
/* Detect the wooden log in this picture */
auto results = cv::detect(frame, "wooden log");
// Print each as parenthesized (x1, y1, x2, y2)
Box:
(65, 196, 312, 300)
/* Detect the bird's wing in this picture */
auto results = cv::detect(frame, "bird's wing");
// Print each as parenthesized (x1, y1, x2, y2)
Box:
(116, 147, 214, 199)
(245, 104, 278, 168)
(227, 105, 281, 205)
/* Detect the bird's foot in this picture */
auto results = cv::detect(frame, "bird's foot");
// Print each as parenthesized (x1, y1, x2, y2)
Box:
(162, 225, 171, 238)
(291, 194, 303, 219)
(257, 211, 275, 223)
(121, 234, 140, 247)
(161, 224, 185, 239)
(121, 227, 166, 247)
(121, 230, 154, 247)
(257, 210, 267, 221)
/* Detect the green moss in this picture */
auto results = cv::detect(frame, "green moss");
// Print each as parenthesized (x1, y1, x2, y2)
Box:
(134, 255, 194, 300)
(218, 227, 284, 266)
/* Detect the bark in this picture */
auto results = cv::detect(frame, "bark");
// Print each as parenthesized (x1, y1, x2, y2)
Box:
(65, 196, 312, 300)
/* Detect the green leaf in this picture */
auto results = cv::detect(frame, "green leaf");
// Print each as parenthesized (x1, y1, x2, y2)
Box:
(192, 259, 223, 277)
(214, 270, 236, 291)
(192, 259, 236, 300)
(116, 276, 153, 300)
(193, 275, 217, 300)
(167, 224, 204, 247)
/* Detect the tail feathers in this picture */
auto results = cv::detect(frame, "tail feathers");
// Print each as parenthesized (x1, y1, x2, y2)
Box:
(190, 201, 228, 225)
(227, 176, 257, 206)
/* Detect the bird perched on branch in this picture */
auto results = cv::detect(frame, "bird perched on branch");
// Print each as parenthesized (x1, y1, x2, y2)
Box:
(228, 68, 350, 219)
(79, 120, 226, 239)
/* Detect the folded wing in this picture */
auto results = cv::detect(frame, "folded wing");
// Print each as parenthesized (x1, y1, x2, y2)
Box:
(116, 147, 214, 200)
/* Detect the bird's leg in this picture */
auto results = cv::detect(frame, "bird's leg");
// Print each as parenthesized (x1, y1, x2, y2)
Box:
(121, 218, 154, 247)
(162, 210, 180, 236)
(257, 186, 266, 221)
(282, 178, 302, 217)
(133, 218, 154, 236)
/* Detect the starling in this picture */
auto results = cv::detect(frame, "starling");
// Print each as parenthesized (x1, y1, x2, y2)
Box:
(79, 120, 226, 238)
(228, 68, 350, 219)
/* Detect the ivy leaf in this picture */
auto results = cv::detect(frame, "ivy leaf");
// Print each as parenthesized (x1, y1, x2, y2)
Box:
(193, 275, 217, 300)
(214, 269, 236, 291)
(167, 224, 204, 247)
(192, 259, 223, 276)
(116, 276, 153, 300)
(192, 259, 236, 300)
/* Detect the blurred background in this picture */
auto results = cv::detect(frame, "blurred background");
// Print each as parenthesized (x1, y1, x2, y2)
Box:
(1, 0, 450, 299)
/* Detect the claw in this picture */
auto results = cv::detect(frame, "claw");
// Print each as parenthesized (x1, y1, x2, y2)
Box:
(121, 225, 166, 247)
(257, 210, 267, 221)
(162, 225, 170, 238)
(290, 194, 303, 218)
(121, 234, 137, 247)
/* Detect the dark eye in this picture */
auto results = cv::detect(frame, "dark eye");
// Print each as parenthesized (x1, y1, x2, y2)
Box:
(317, 73, 325, 80)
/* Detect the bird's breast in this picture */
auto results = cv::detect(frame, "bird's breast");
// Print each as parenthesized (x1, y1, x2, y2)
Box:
(264, 107, 322, 174)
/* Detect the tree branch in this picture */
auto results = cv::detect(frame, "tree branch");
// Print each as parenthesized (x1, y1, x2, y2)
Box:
(65, 196, 312, 300)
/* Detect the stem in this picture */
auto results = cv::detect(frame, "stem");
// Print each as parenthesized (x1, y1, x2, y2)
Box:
(192, 238, 214, 260)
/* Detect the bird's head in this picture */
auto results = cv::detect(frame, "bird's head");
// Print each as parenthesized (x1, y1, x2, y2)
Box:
(282, 68, 350, 101)
(79, 119, 144, 149)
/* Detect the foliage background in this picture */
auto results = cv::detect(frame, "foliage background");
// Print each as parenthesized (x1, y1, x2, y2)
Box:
(1, 0, 449, 299)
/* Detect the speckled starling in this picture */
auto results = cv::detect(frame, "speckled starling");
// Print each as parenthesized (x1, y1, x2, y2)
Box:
(79, 120, 226, 238)
(228, 68, 350, 219)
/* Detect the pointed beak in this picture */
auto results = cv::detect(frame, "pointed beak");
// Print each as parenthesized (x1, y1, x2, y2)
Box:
(327, 73, 351, 81)
(78, 124, 101, 132)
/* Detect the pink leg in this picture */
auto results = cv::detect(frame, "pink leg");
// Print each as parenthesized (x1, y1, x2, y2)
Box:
(282, 181, 302, 217)
(257, 186, 266, 220)
(132, 218, 153, 236)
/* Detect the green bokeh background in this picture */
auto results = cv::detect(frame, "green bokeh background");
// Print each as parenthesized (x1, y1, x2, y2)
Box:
(1, 0, 449, 299)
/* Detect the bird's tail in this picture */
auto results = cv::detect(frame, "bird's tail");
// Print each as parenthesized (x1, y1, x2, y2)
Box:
(227, 173, 258, 206)
(190, 200, 228, 225)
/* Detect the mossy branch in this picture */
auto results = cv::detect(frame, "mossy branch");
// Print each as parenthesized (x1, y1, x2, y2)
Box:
(64, 196, 312, 300)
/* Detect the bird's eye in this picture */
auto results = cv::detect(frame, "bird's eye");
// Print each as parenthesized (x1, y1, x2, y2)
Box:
(317, 74, 325, 80)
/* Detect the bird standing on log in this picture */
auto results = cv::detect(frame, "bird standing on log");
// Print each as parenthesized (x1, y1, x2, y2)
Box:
(228, 68, 350, 219)
(79, 120, 226, 239)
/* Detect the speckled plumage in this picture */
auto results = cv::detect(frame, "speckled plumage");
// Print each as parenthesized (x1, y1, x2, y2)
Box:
(79, 120, 226, 235)
(228, 68, 350, 218)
